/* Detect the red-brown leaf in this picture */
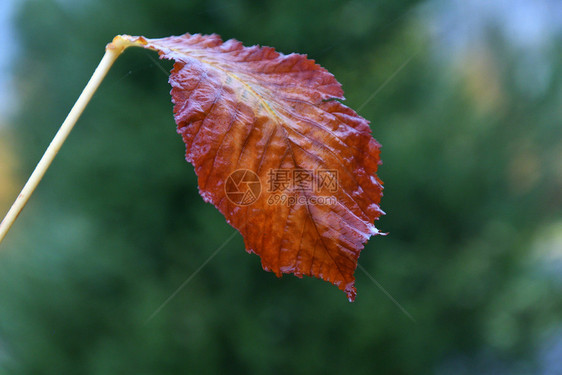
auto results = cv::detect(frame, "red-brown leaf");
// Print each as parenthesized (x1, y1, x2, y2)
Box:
(120, 33, 384, 301)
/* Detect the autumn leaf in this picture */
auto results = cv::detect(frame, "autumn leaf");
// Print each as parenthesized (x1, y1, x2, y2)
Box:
(117, 33, 384, 301)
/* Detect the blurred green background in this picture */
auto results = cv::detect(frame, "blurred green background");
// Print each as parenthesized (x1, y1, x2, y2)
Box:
(0, 0, 561, 374)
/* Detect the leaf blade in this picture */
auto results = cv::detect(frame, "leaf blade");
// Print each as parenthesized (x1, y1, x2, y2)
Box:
(126, 33, 384, 301)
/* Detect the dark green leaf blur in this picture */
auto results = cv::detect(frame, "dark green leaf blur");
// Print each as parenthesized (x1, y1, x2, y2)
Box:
(0, 0, 561, 374)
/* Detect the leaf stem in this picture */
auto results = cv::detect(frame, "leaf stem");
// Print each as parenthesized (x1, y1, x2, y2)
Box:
(0, 40, 128, 245)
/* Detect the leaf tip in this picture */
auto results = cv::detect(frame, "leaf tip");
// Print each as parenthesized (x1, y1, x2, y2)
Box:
(346, 285, 357, 302)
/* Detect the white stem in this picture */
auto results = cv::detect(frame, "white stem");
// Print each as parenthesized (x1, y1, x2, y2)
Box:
(0, 44, 125, 245)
